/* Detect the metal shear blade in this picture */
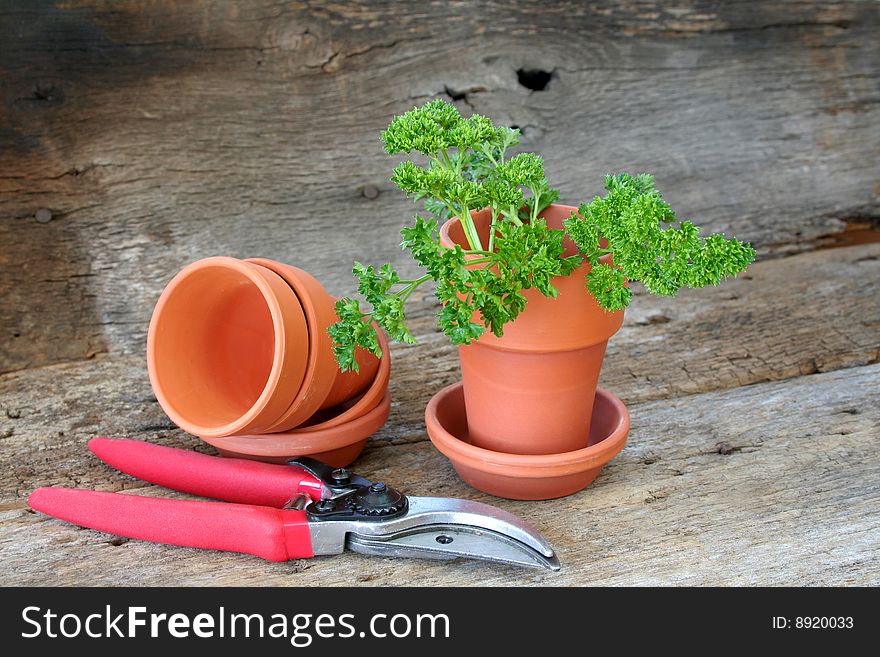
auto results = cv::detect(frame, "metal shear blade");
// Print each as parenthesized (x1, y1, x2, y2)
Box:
(310, 497, 561, 571)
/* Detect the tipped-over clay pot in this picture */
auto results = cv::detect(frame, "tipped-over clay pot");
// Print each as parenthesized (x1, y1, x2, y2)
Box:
(147, 257, 310, 438)
(439, 204, 625, 455)
(293, 329, 391, 432)
(148, 256, 380, 439)
(246, 258, 380, 429)
(426, 382, 629, 500)
(201, 391, 391, 467)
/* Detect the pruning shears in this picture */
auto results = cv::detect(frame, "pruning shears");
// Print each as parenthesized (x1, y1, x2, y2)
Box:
(29, 439, 560, 571)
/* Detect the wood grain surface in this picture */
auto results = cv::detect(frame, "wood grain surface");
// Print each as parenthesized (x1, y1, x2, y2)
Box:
(2, 362, 877, 586)
(1, 0, 878, 586)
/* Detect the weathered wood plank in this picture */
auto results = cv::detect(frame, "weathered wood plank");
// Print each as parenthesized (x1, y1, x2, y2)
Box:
(2, 363, 877, 586)
(0, 242, 877, 496)
(1, 0, 878, 371)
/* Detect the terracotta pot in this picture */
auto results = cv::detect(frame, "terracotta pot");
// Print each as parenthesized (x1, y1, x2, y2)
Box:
(426, 382, 629, 500)
(147, 257, 310, 438)
(201, 391, 391, 466)
(149, 256, 381, 439)
(245, 259, 379, 429)
(439, 204, 624, 455)
(323, 352, 381, 410)
(294, 329, 391, 431)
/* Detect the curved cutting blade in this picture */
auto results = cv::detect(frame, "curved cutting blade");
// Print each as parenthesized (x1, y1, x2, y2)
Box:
(313, 497, 560, 571)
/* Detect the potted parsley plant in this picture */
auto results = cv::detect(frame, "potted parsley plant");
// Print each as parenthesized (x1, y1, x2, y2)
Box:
(330, 99, 755, 461)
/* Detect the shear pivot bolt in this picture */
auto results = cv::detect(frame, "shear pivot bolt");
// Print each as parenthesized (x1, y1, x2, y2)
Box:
(315, 499, 335, 512)
(331, 468, 350, 484)
(351, 482, 406, 516)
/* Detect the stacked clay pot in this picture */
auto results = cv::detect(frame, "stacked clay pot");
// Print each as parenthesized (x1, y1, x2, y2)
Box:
(147, 257, 390, 466)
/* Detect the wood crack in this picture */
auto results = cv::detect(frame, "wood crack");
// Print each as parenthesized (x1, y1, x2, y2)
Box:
(306, 36, 429, 73)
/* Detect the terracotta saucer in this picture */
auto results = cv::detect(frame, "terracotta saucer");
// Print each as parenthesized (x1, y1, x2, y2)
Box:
(201, 391, 391, 467)
(425, 383, 630, 500)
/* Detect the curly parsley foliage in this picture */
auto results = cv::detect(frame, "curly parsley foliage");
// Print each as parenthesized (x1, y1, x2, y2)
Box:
(328, 298, 379, 373)
(329, 101, 755, 371)
(564, 173, 756, 311)
(329, 100, 576, 370)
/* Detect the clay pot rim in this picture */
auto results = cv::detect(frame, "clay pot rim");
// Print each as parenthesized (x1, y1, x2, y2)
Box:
(245, 258, 339, 432)
(200, 391, 391, 457)
(292, 329, 390, 432)
(438, 203, 614, 267)
(425, 382, 630, 477)
(147, 256, 298, 438)
(438, 204, 621, 353)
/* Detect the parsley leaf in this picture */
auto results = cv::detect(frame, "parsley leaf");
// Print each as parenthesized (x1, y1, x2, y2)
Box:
(565, 173, 756, 311)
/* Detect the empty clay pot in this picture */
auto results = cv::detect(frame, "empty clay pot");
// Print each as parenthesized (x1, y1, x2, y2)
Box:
(149, 256, 382, 440)
(147, 257, 311, 438)
(201, 391, 392, 467)
(439, 204, 625, 455)
(293, 329, 391, 431)
(202, 329, 390, 466)
(245, 258, 379, 429)
(323, 351, 381, 410)
(426, 382, 630, 500)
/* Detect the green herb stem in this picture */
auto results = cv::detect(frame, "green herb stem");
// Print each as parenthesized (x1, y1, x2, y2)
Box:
(458, 209, 484, 251)
(395, 274, 432, 302)
(461, 257, 493, 266)
(530, 187, 541, 224)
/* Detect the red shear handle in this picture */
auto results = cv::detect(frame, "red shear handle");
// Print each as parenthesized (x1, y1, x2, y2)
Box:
(28, 488, 314, 561)
(89, 438, 323, 506)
